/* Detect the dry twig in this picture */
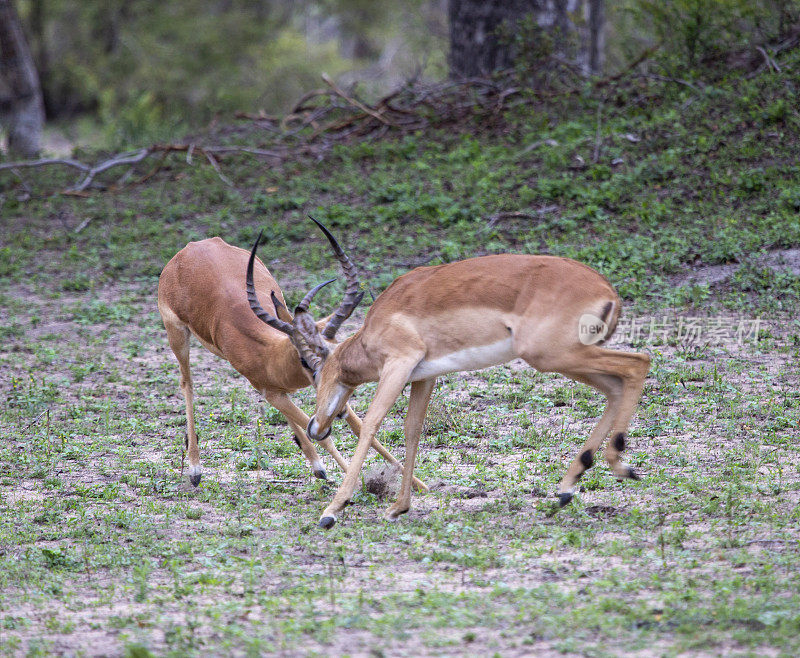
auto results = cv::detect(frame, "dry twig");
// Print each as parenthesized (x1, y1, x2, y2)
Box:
(593, 101, 604, 163)
(756, 46, 782, 73)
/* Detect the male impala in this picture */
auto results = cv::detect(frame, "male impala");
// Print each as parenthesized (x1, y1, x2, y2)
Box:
(158, 231, 424, 488)
(248, 219, 650, 528)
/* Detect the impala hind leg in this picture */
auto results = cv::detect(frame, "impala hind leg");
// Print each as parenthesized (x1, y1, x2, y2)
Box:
(385, 377, 436, 521)
(263, 391, 348, 480)
(163, 320, 203, 486)
(595, 355, 650, 482)
(524, 346, 650, 506)
(552, 372, 624, 507)
(319, 360, 419, 529)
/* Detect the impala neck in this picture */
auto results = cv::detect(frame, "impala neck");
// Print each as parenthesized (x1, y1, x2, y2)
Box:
(325, 331, 379, 386)
(254, 332, 315, 391)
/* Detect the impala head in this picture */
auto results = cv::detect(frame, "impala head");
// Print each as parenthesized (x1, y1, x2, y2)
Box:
(246, 217, 363, 440)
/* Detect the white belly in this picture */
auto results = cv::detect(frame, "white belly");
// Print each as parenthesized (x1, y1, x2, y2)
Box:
(409, 338, 515, 381)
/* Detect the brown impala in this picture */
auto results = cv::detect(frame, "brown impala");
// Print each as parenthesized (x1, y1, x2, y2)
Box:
(158, 230, 426, 490)
(247, 218, 650, 528)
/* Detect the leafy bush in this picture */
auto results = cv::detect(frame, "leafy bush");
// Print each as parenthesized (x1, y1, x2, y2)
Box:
(623, 0, 800, 73)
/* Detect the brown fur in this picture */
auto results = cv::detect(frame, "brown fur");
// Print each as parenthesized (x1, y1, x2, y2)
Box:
(302, 254, 649, 526)
(158, 237, 425, 487)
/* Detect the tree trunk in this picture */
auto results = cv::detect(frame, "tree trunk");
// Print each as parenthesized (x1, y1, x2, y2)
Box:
(587, 0, 605, 76)
(448, 0, 605, 78)
(0, 0, 45, 157)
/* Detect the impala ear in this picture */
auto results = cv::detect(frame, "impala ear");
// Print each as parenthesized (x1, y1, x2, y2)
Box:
(270, 291, 294, 324)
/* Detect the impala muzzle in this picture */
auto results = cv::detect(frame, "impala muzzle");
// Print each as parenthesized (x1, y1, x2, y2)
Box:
(307, 416, 331, 442)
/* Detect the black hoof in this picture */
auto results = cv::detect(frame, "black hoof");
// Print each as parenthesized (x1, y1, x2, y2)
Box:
(558, 492, 573, 508)
(386, 505, 410, 520)
(319, 516, 336, 529)
(190, 474, 202, 487)
(313, 468, 327, 480)
(627, 467, 640, 481)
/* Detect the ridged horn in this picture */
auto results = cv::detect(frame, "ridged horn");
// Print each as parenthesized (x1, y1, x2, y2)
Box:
(295, 278, 336, 314)
(246, 231, 294, 335)
(308, 216, 364, 339)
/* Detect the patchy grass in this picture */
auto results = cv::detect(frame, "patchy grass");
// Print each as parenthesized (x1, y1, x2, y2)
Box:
(1, 50, 800, 655)
(1, 287, 799, 656)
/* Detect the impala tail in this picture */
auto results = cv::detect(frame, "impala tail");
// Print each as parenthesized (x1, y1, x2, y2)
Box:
(578, 300, 619, 346)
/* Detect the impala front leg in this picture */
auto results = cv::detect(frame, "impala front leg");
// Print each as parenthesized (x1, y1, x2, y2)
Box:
(162, 320, 203, 486)
(386, 377, 436, 521)
(319, 361, 418, 529)
(263, 391, 349, 480)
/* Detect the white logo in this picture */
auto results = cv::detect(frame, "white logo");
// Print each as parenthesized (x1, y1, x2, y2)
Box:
(578, 313, 609, 345)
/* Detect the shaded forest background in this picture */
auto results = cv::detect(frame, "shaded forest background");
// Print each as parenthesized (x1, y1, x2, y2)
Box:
(4, 0, 799, 153)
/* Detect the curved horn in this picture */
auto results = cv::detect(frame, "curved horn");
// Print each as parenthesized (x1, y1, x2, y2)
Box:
(246, 232, 294, 335)
(295, 278, 336, 314)
(290, 279, 337, 373)
(308, 216, 364, 339)
(296, 337, 325, 374)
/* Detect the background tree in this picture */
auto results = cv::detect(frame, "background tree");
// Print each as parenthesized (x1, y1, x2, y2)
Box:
(0, 0, 45, 156)
(447, 0, 606, 78)
(9, 0, 447, 147)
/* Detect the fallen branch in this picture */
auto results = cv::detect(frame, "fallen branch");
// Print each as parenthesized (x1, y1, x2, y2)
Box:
(4, 48, 670, 197)
(321, 73, 396, 127)
(73, 217, 93, 234)
(600, 45, 660, 85)
(755, 45, 782, 73)
(0, 157, 90, 173)
(233, 110, 279, 122)
(1, 143, 285, 195)
(237, 70, 529, 144)
(22, 408, 49, 431)
(515, 138, 559, 159)
(639, 73, 704, 92)
(204, 150, 233, 187)
(68, 148, 150, 192)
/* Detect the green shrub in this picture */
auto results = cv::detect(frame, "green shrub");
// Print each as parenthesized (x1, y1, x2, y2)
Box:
(622, 0, 800, 73)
